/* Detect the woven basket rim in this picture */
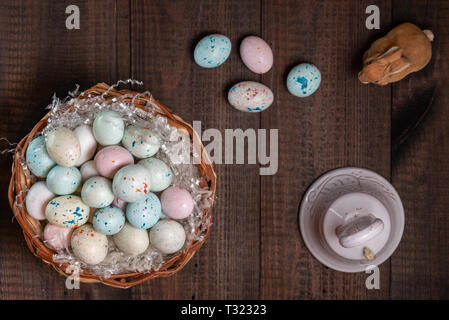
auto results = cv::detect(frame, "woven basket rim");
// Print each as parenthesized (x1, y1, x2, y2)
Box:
(8, 83, 216, 289)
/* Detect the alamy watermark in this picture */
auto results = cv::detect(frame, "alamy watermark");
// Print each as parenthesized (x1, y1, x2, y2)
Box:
(165, 121, 278, 176)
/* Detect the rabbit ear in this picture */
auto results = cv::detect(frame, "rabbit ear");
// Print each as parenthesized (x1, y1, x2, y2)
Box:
(376, 46, 403, 64)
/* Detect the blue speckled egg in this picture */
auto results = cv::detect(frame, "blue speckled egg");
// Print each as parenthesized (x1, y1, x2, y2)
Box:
(286, 63, 321, 97)
(45, 195, 90, 228)
(46, 165, 81, 195)
(122, 125, 160, 159)
(26, 136, 56, 177)
(93, 110, 124, 146)
(112, 164, 151, 202)
(194, 34, 231, 68)
(81, 176, 115, 208)
(138, 158, 173, 192)
(126, 192, 161, 229)
(92, 206, 125, 235)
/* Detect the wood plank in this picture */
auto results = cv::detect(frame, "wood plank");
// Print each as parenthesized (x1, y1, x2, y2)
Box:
(129, 0, 261, 299)
(260, 0, 392, 299)
(0, 0, 130, 299)
(390, 0, 449, 299)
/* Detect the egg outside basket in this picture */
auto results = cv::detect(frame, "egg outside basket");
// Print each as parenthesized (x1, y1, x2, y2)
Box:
(8, 83, 216, 288)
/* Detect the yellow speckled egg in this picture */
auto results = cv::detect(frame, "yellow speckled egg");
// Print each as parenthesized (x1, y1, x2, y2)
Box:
(71, 224, 108, 265)
(45, 127, 81, 167)
(45, 195, 90, 228)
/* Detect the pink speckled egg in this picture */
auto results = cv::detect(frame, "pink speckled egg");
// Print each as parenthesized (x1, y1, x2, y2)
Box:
(113, 196, 127, 211)
(240, 36, 273, 74)
(43, 223, 73, 250)
(94, 145, 134, 179)
(160, 187, 194, 220)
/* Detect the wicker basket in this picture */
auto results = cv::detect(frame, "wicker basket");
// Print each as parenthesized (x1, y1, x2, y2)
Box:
(8, 83, 216, 288)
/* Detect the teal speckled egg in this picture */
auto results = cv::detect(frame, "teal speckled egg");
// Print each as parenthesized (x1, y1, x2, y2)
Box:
(194, 34, 231, 68)
(138, 158, 172, 192)
(46, 165, 81, 195)
(26, 136, 56, 177)
(286, 63, 321, 97)
(121, 125, 160, 159)
(92, 205, 125, 235)
(93, 110, 124, 146)
(126, 192, 161, 229)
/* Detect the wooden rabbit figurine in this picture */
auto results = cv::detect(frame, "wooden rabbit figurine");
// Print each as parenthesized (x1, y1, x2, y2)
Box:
(358, 23, 434, 85)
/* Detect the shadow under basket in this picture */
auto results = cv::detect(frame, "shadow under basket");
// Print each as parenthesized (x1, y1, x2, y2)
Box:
(8, 83, 217, 288)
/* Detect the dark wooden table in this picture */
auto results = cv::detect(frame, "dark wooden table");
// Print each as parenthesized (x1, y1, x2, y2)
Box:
(0, 0, 448, 300)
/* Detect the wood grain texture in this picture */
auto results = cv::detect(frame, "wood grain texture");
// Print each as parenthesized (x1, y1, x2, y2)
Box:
(128, 0, 261, 299)
(390, 0, 449, 299)
(0, 0, 448, 299)
(260, 0, 392, 299)
(0, 0, 130, 299)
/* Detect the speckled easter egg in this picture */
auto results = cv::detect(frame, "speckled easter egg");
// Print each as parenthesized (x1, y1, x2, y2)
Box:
(121, 125, 160, 159)
(46, 165, 82, 195)
(92, 110, 125, 146)
(71, 224, 108, 265)
(194, 34, 231, 68)
(25, 136, 56, 177)
(286, 63, 321, 97)
(45, 127, 81, 167)
(240, 36, 273, 74)
(45, 195, 90, 228)
(80, 160, 99, 181)
(74, 125, 97, 166)
(81, 176, 115, 208)
(126, 192, 161, 229)
(112, 196, 127, 211)
(228, 81, 274, 112)
(92, 206, 125, 235)
(25, 181, 55, 220)
(160, 186, 194, 220)
(113, 222, 149, 255)
(149, 219, 186, 254)
(94, 145, 134, 178)
(138, 158, 173, 192)
(43, 223, 73, 251)
(112, 164, 151, 202)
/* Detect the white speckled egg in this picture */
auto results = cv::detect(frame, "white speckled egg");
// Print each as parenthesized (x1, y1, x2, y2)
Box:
(149, 219, 186, 254)
(92, 206, 125, 235)
(45, 127, 81, 167)
(121, 125, 160, 159)
(80, 160, 99, 181)
(240, 35, 273, 74)
(45, 195, 90, 228)
(228, 81, 274, 112)
(43, 223, 73, 251)
(81, 176, 114, 208)
(194, 34, 231, 68)
(126, 192, 161, 229)
(74, 125, 97, 166)
(113, 222, 149, 255)
(25, 181, 55, 220)
(93, 110, 125, 146)
(138, 158, 173, 192)
(286, 63, 321, 97)
(112, 164, 151, 202)
(25, 136, 56, 177)
(46, 165, 82, 195)
(71, 224, 108, 265)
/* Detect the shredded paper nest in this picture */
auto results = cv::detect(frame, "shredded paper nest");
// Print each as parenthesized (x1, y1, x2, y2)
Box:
(16, 80, 213, 278)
